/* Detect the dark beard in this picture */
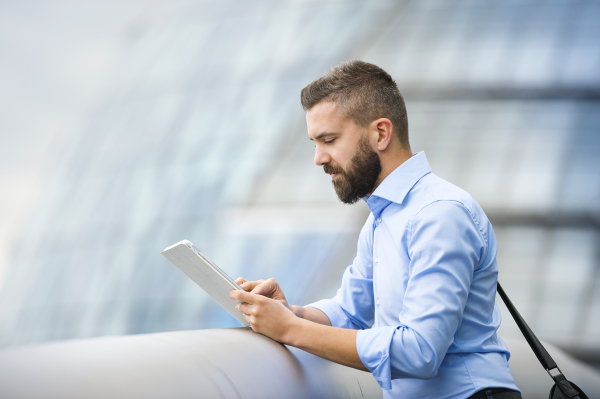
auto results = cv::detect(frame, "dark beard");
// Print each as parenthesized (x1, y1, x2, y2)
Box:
(323, 137, 382, 204)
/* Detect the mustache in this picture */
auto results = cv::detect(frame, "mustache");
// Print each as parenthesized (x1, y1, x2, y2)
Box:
(323, 163, 344, 175)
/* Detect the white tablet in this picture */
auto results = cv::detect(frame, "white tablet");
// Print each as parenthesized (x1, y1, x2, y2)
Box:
(161, 239, 250, 327)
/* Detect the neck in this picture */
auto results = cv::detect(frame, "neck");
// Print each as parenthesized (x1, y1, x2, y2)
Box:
(371, 146, 413, 194)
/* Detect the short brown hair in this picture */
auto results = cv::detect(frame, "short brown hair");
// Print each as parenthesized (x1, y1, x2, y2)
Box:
(301, 60, 409, 147)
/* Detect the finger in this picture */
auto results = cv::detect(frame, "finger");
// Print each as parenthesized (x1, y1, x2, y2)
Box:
(240, 279, 265, 292)
(243, 313, 255, 327)
(239, 282, 252, 292)
(235, 302, 254, 315)
(235, 277, 248, 285)
(251, 278, 278, 296)
(230, 290, 262, 304)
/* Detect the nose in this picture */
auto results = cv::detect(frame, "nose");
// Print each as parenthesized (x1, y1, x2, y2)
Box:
(314, 145, 331, 166)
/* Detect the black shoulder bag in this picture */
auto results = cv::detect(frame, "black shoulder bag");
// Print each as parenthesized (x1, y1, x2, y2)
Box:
(497, 283, 589, 399)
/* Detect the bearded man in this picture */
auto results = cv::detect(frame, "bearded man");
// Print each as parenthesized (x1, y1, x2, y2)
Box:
(230, 60, 521, 399)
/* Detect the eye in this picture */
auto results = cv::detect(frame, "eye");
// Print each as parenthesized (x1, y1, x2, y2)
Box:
(325, 138, 336, 145)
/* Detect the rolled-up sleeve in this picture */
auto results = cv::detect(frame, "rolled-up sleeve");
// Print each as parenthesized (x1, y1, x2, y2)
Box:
(305, 217, 375, 330)
(356, 201, 487, 389)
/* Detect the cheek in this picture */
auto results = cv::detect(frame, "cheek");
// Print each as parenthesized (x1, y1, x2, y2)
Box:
(326, 140, 345, 159)
(333, 148, 354, 171)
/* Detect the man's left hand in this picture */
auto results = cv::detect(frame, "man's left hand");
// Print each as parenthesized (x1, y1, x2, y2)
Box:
(230, 289, 299, 344)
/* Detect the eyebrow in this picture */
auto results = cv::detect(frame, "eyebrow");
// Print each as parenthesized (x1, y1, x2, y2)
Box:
(310, 132, 339, 141)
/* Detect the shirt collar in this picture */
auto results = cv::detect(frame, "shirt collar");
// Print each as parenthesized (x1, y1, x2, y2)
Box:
(367, 151, 432, 205)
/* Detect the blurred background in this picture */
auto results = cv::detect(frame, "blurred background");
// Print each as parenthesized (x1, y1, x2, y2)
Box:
(0, 0, 599, 373)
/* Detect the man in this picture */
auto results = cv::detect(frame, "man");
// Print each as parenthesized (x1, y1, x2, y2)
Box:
(230, 60, 521, 399)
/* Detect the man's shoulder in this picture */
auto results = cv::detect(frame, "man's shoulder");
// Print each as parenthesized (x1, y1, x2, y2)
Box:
(408, 173, 492, 246)
(410, 172, 475, 212)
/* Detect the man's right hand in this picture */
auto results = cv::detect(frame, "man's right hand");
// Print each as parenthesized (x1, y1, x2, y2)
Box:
(234, 277, 332, 326)
(235, 277, 292, 312)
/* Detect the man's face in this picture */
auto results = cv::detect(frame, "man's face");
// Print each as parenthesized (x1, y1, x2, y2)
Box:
(307, 101, 382, 204)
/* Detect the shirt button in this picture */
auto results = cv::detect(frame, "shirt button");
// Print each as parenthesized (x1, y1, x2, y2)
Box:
(374, 257, 378, 263)
(377, 217, 382, 223)
(376, 299, 380, 306)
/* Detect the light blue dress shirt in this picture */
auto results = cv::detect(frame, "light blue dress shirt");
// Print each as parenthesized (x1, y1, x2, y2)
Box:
(307, 152, 519, 399)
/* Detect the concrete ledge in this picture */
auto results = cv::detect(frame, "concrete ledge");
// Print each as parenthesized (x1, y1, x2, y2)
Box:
(0, 328, 382, 399)
(1, 328, 600, 398)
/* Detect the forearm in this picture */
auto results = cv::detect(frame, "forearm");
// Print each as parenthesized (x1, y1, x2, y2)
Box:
(230, 289, 367, 373)
(285, 318, 368, 372)
(291, 305, 331, 326)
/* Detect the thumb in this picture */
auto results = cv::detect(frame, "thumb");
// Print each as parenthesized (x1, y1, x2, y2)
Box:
(251, 279, 278, 297)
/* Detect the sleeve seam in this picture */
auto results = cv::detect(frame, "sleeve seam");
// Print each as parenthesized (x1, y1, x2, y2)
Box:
(407, 199, 489, 266)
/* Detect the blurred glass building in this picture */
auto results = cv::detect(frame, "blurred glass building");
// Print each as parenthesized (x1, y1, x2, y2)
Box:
(0, 0, 599, 368)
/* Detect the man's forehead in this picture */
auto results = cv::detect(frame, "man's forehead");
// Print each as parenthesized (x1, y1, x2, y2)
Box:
(306, 101, 352, 139)
(306, 101, 343, 121)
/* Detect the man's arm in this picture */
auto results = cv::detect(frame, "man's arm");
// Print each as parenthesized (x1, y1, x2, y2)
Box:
(355, 201, 485, 388)
(229, 288, 367, 372)
(291, 305, 332, 326)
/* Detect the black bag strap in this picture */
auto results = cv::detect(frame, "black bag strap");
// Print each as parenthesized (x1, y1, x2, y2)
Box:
(497, 282, 557, 370)
(497, 282, 587, 399)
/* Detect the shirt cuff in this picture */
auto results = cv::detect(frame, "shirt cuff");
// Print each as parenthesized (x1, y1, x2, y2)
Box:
(357, 328, 395, 390)
(304, 299, 352, 329)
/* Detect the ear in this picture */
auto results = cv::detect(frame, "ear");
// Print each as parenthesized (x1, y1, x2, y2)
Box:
(373, 118, 394, 152)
